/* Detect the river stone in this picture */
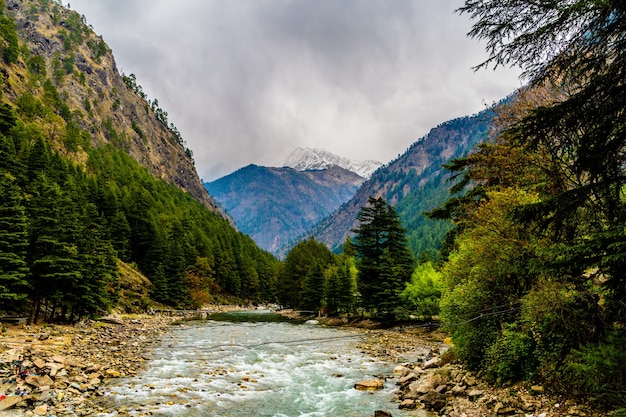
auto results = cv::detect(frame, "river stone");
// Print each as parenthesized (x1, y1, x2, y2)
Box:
(468, 389, 484, 398)
(52, 355, 66, 364)
(531, 385, 544, 394)
(374, 411, 392, 417)
(31, 359, 45, 370)
(451, 384, 466, 395)
(419, 390, 447, 411)
(33, 403, 47, 415)
(397, 372, 418, 385)
(0, 395, 23, 411)
(393, 365, 411, 376)
(422, 357, 440, 369)
(399, 399, 416, 409)
(354, 379, 384, 390)
(99, 316, 124, 325)
(463, 374, 478, 386)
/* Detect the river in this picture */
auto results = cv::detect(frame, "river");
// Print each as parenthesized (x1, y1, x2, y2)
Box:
(95, 310, 432, 417)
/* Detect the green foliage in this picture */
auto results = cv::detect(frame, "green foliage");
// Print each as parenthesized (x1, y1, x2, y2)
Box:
(485, 323, 537, 384)
(432, 0, 626, 408)
(324, 255, 357, 316)
(400, 261, 443, 318)
(27, 55, 47, 78)
(299, 263, 325, 312)
(562, 328, 626, 408)
(0, 172, 30, 313)
(0, 11, 19, 64)
(353, 197, 414, 319)
(279, 237, 334, 309)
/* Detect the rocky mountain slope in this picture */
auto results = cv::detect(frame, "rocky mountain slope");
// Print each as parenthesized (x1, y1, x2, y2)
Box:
(205, 164, 364, 255)
(281, 147, 382, 179)
(305, 109, 496, 257)
(8, 0, 220, 212)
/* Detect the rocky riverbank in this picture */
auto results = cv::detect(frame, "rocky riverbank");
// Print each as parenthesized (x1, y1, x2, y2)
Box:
(0, 307, 237, 416)
(276, 310, 604, 417)
(0, 309, 606, 417)
(348, 324, 602, 417)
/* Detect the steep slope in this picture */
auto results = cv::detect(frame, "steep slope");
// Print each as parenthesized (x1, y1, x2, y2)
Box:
(205, 164, 364, 255)
(281, 147, 382, 179)
(7, 0, 220, 212)
(306, 109, 496, 257)
(0, 0, 279, 314)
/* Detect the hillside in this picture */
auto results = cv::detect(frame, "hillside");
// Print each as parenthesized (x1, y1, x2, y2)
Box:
(8, 0, 219, 211)
(306, 109, 495, 258)
(0, 0, 279, 319)
(205, 164, 364, 255)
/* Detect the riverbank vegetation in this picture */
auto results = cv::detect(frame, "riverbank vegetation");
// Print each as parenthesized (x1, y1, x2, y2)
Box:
(425, 0, 626, 410)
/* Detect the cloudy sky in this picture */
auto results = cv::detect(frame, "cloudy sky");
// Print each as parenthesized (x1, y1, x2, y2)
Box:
(69, 0, 523, 182)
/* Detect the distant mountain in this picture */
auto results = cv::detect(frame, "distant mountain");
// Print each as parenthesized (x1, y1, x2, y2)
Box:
(205, 164, 365, 255)
(281, 147, 382, 179)
(302, 108, 498, 259)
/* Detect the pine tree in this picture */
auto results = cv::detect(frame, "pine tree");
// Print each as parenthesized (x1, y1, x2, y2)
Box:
(300, 263, 325, 313)
(353, 197, 414, 318)
(0, 173, 29, 313)
(27, 176, 81, 323)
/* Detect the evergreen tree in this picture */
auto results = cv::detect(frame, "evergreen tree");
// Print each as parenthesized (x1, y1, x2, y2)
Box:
(0, 173, 29, 313)
(27, 176, 81, 323)
(279, 237, 334, 308)
(353, 197, 414, 318)
(299, 262, 325, 313)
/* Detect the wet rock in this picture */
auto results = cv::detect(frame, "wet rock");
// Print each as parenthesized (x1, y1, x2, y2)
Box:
(354, 379, 384, 390)
(374, 411, 392, 417)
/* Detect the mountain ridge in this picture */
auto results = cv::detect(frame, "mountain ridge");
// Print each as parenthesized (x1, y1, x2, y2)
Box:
(280, 147, 382, 179)
(205, 163, 364, 256)
(298, 109, 496, 258)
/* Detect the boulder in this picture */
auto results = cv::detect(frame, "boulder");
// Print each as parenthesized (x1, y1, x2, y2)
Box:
(468, 389, 484, 398)
(354, 379, 384, 391)
(33, 403, 47, 416)
(419, 390, 447, 411)
(99, 316, 124, 325)
(399, 399, 416, 409)
(397, 372, 418, 386)
(392, 365, 411, 376)
(0, 395, 23, 411)
(422, 357, 440, 369)
(374, 411, 392, 417)
(530, 385, 544, 394)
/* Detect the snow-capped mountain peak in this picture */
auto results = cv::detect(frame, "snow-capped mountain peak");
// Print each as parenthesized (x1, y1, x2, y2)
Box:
(280, 147, 382, 179)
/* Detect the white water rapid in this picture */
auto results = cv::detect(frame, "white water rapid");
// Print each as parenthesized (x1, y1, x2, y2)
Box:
(95, 311, 431, 417)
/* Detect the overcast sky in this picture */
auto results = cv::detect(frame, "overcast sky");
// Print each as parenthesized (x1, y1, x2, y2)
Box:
(69, 0, 523, 182)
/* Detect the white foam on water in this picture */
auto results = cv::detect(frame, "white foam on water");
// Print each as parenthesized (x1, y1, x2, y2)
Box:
(96, 315, 430, 417)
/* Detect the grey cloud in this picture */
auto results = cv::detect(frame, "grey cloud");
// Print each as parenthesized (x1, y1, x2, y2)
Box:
(70, 0, 523, 181)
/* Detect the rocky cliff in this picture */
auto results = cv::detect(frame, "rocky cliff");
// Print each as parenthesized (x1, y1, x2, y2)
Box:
(5, 0, 220, 212)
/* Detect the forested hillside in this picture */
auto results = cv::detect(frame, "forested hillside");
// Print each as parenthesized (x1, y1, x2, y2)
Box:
(205, 164, 364, 256)
(0, 0, 279, 321)
(308, 109, 496, 260)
